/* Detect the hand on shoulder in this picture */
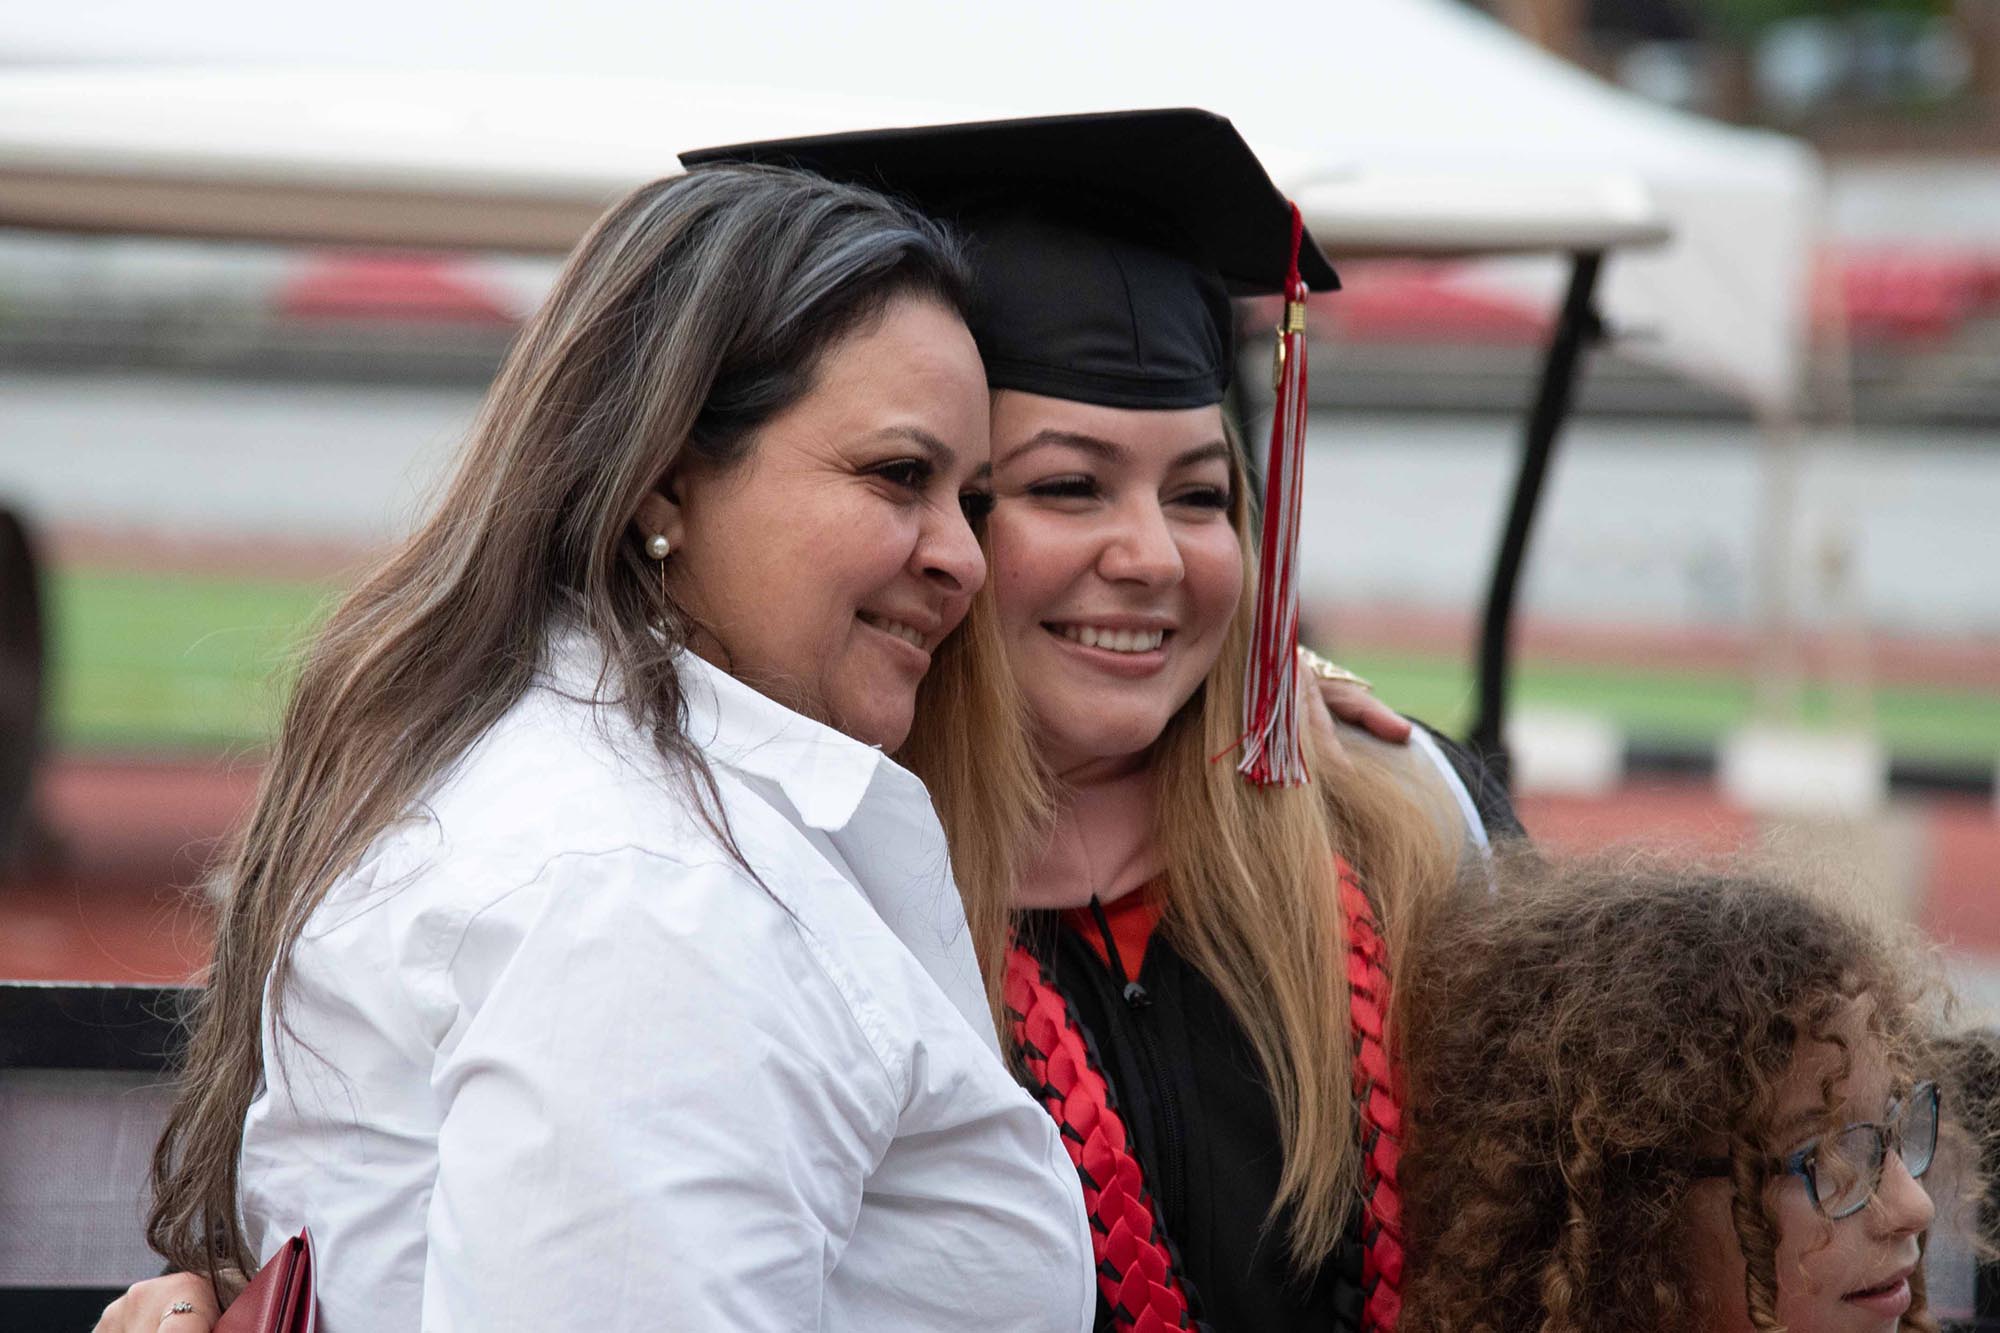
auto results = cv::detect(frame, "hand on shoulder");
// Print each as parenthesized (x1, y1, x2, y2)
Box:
(1301, 649, 1412, 768)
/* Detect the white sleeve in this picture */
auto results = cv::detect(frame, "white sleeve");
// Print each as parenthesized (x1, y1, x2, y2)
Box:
(418, 847, 898, 1331)
(1406, 724, 1497, 892)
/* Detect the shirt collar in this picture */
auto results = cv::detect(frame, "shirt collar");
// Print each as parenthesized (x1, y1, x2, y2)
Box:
(545, 629, 892, 833)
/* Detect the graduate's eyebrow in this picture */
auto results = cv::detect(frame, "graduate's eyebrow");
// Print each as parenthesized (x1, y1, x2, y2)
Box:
(996, 429, 1112, 469)
(996, 429, 1229, 471)
(1170, 441, 1233, 470)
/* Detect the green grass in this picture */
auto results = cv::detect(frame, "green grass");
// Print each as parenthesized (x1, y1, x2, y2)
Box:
(1335, 649, 2000, 764)
(49, 570, 339, 749)
(40, 570, 2000, 764)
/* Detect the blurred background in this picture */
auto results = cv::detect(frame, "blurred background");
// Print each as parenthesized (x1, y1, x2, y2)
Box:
(0, 2, 1993, 1022)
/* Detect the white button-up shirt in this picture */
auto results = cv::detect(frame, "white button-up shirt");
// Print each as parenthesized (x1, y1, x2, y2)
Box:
(238, 637, 1094, 1331)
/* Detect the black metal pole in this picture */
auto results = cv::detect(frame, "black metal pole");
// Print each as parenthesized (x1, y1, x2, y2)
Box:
(1467, 251, 1605, 788)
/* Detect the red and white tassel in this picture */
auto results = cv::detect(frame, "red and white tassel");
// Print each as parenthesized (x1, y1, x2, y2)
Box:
(1236, 202, 1313, 787)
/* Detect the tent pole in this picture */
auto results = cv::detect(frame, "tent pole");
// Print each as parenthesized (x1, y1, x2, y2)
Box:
(1467, 250, 1605, 788)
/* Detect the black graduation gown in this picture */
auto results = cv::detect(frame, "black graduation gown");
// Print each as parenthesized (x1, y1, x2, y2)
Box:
(1020, 724, 1520, 1333)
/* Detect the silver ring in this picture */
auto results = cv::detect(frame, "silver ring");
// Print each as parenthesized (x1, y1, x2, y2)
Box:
(160, 1302, 199, 1323)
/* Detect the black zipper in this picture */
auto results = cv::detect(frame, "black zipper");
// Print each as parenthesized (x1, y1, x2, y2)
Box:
(1081, 897, 1188, 1228)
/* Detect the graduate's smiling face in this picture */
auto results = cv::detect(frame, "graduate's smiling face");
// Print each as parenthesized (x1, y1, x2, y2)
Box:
(638, 295, 992, 752)
(986, 389, 1243, 776)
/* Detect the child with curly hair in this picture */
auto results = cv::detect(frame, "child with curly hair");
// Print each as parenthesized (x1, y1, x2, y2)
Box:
(1398, 851, 1976, 1333)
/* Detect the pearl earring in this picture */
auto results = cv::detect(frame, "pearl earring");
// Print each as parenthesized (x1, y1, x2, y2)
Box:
(646, 534, 672, 560)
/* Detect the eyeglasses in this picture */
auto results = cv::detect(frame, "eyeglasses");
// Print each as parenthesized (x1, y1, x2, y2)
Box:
(1693, 1080, 1940, 1219)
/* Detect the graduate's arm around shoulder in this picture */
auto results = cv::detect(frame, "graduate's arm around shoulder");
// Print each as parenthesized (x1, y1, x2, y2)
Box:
(1298, 647, 1520, 847)
(1411, 719, 1524, 844)
(1327, 715, 1522, 877)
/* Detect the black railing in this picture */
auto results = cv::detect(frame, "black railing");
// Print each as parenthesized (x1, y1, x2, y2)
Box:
(1, 982, 192, 1327)
(4, 980, 1997, 1323)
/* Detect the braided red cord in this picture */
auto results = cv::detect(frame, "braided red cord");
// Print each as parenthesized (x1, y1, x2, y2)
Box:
(1008, 860, 1402, 1332)
(1005, 944, 1196, 1333)
(1340, 859, 1405, 1333)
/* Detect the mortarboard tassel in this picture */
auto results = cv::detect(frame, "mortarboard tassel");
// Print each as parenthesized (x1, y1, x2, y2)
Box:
(1235, 202, 1312, 787)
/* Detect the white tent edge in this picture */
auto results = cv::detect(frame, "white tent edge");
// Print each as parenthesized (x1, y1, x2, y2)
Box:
(0, 67, 1673, 263)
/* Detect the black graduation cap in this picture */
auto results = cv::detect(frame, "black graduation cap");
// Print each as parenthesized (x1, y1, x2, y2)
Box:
(680, 108, 1339, 411)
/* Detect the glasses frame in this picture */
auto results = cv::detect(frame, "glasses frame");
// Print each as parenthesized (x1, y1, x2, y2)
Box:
(1691, 1080, 1941, 1220)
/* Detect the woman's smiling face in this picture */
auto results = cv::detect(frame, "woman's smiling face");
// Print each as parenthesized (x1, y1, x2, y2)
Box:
(654, 295, 992, 752)
(985, 389, 1244, 776)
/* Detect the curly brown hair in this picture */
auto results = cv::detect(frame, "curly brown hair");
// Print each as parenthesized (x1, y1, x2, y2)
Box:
(1397, 848, 1969, 1333)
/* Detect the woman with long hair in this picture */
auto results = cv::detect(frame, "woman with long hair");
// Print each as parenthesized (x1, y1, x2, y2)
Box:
(117, 163, 1094, 1331)
(1398, 850, 1970, 1333)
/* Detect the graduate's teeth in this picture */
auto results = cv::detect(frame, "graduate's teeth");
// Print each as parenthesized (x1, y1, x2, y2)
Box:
(1056, 625, 1166, 653)
(861, 613, 925, 650)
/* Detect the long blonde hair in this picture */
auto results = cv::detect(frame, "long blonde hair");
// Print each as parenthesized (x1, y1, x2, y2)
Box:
(899, 569, 1044, 1023)
(919, 431, 1459, 1270)
(148, 165, 986, 1278)
(1153, 444, 1459, 1268)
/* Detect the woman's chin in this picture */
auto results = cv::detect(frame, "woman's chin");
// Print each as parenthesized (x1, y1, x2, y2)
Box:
(1035, 715, 1175, 775)
(829, 692, 917, 752)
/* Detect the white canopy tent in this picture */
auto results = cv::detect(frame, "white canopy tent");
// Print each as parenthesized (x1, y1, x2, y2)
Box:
(0, 0, 1816, 414)
(0, 0, 1825, 798)
(0, 70, 1670, 260)
(0, 60, 1674, 782)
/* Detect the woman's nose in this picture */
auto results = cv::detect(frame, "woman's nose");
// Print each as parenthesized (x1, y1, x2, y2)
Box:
(918, 505, 988, 597)
(1099, 502, 1184, 586)
(1870, 1150, 1937, 1237)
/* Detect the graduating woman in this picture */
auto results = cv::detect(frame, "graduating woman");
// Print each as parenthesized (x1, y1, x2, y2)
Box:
(693, 111, 1520, 1333)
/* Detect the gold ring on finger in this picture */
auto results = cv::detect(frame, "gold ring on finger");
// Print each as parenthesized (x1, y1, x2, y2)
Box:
(1298, 647, 1372, 691)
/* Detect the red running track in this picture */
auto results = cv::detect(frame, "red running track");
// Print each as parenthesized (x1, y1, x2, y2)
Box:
(2, 757, 1995, 985)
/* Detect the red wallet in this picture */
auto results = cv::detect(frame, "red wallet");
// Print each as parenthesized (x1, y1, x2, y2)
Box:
(215, 1229, 316, 1333)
